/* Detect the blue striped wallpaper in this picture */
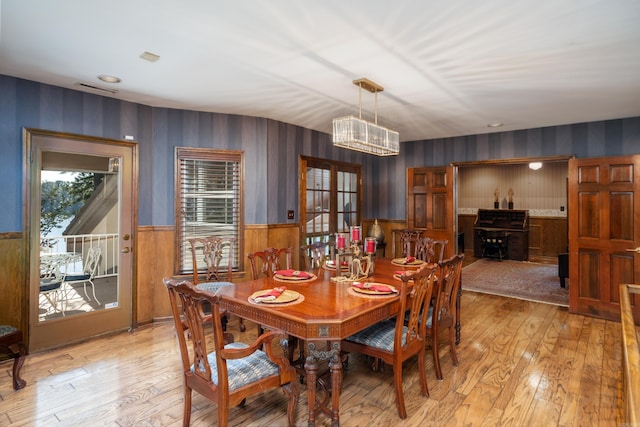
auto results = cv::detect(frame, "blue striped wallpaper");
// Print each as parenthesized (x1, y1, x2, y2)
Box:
(1, 75, 638, 232)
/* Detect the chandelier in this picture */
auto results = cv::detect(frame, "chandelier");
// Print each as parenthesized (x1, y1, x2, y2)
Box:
(332, 78, 399, 156)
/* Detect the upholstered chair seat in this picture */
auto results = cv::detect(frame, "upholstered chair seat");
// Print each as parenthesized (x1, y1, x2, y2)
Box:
(195, 281, 234, 294)
(344, 319, 407, 350)
(197, 342, 280, 391)
(40, 277, 63, 292)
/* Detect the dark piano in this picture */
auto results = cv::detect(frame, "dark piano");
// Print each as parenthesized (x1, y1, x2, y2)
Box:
(473, 209, 529, 261)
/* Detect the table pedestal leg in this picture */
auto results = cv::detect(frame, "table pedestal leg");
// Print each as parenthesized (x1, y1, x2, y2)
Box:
(304, 349, 318, 427)
(305, 341, 342, 427)
(328, 341, 342, 426)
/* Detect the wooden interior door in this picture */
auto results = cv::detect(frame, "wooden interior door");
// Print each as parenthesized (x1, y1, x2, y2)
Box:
(568, 155, 640, 321)
(407, 166, 455, 258)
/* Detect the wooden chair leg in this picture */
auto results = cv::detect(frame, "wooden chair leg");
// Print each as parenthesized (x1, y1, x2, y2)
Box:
(281, 381, 300, 427)
(431, 332, 443, 381)
(9, 341, 27, 390)
(0, 327, 27, 391)
(183, 387, 192, 427)
(393, 363, 407, 419)
(217, 399, 230, 427)
(418, 347, 429, 398)
(449, 327, 459, 366)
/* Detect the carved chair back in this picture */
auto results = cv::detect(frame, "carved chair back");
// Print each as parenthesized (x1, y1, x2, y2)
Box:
(391, 228, 423, 258)
(188, 237, 235, 284)
(415, 237, 448, 264)
(300, 241, 334, 271)
(248, 247, 293, 279)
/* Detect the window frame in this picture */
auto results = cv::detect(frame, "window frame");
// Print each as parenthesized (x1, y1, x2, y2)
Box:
(174, 147, 244, 276)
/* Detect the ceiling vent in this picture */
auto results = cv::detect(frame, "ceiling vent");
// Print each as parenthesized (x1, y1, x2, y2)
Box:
(75, 82, 118, 94)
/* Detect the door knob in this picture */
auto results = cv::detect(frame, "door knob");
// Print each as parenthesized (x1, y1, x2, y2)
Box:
(625, 246, 640, 253)
(121, 247, 131, 253)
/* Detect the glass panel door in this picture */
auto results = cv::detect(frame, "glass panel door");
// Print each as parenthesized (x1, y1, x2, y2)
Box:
(39, 169, 119, 321)
(301, 157, 361, 248)
(26, 130, 136, 351)
(305, 165, 331, 243)
(337, 170, 358, 232)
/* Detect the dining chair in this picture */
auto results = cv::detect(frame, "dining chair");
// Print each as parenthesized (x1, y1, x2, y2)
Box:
(164, 278, 299, 427)
(39, 254, 69, 317)
(188, 237, 242, 331)
(427, 253, 464, 380)
(0, 325, 27, 390)
(247, 247, 293, 279)
(247, 247, 296, 355)
(391, 228, 423, 258)
(300, 241, 333, 271)
(63, 247, 102, 304)
(340, 263, 437, 419)
(415, 237, 448, 264)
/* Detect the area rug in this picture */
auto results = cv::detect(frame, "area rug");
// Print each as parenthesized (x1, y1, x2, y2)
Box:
(462, 258, 569, 307)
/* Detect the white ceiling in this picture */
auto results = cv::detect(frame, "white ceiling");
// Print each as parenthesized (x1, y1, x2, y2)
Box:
(2, 0, 639, 142)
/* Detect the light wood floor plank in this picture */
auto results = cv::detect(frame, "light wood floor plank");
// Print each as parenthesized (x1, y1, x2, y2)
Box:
(0, 291, 623, 426)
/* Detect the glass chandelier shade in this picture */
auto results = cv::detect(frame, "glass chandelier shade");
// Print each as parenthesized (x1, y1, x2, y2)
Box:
(332, 78, 399, 156)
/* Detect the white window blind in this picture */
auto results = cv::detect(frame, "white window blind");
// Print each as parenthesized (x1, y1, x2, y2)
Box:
(176, 148, 243, 274)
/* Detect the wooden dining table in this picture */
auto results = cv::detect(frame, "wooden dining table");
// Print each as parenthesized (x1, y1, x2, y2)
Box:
(212, 257, 447, 426)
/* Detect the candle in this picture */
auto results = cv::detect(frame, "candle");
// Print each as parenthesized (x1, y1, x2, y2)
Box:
(350, 226, 361, 242)
(337, 233, 346, 250)
(365, 237, 376, 254)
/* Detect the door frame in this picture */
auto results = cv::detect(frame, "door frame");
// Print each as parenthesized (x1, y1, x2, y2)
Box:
(22, 128, 139, 351)
(299, 155, 363, 248)
(453, 155, 573, 257)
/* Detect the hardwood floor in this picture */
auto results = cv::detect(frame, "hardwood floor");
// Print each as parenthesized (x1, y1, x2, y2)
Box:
(1, 290, 623, 426)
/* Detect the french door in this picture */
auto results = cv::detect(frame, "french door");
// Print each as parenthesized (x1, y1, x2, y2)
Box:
(300, 156, 361, 247)
(24, 129, 138, 351)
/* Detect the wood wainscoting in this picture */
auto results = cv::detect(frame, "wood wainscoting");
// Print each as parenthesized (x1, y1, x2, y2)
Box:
(136, 226, 174, 324)
(0, 232, 25, 335)
(458, 214, 476, 256)
(136, 223, 301, 324)
(458, 214, 567, 263)
(528, 216, 568, 262)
